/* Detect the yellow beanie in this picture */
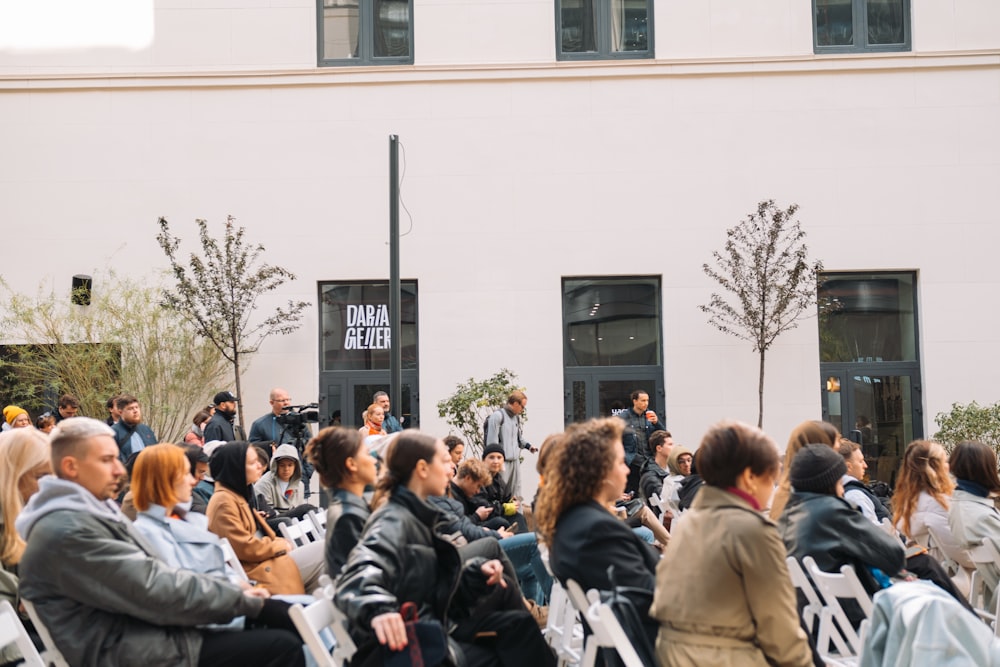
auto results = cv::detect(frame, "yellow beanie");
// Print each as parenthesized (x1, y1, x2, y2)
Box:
(3, 405, 28, 426)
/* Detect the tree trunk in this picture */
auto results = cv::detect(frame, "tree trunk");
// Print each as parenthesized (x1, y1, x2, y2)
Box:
(757, 347, 765, 429)
(233, 352, 245, 432)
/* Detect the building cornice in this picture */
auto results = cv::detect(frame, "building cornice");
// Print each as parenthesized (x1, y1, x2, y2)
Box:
(1, 50, 998, 91)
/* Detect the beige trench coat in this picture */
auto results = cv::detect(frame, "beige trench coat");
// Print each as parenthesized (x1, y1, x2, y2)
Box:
(650, 485, 812, 667)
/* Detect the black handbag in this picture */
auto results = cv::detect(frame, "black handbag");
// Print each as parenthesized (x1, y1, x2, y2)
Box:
(383, 602, 449, 667)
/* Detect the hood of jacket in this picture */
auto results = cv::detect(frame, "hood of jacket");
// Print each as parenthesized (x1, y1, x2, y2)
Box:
(667, 445, 693, 475)
(16, 476, 125, 540)
(269, 443, 302, 485)
(209, 441, 253, 503)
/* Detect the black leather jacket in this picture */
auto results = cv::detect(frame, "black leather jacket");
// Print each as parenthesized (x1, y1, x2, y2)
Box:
(325, 488, 371, 577)
(335, 486, 489, 642)
(777, 491, 905, 595)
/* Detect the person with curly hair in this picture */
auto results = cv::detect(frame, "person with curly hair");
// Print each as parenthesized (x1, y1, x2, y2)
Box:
(893, 440, 973, 571)
(306, 427, 378, 577)
(769, 420, 841, 520)
(535, 417, 659, 647)
(655, 422, 813, 667)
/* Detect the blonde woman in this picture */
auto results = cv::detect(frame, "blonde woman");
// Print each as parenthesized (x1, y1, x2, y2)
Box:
(893, 440, 971, 570)
(358, 403, 387, 437)
(0, 428, 51, 664)
(769, 420, 840, 520)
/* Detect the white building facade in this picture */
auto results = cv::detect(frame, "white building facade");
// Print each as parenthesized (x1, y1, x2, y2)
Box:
(2, 0, 999, 487)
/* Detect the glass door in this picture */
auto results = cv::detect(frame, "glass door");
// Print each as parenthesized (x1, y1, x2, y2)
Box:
(821, 367, 922, 485)
(565, 369, 664, 425)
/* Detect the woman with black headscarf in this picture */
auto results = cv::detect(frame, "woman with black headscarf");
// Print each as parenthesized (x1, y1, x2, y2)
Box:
(207, 441, 324, 595)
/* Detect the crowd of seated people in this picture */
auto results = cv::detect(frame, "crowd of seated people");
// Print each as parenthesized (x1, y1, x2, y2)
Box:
(8, 388, 1000, 667)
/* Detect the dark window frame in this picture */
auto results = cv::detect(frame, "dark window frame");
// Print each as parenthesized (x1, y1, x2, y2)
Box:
(317, 0, 414, 67)
(555, 0, 654, 62)
(812, 0, 911, 54)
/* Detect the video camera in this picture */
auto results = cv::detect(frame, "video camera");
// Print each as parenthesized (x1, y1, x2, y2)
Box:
(276, 403, 320, 431)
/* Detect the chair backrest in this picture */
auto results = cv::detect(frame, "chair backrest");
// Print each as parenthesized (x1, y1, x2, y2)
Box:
(218, 536, 249, 582)
(786, 557, 852, 659)
(965, 539, 1000, 632)
(802, 556, 871, 656)
(0, 600, 45, 667)
(585, 599, 646, 667)
(544, 580, 584, 664)
(290, 595, 357, 667)
(279, 518, 310, 548)
(308, 509, 328, 537)
(20, 600, 71, 667)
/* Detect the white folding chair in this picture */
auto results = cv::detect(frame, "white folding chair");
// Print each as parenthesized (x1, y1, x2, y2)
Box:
(925, 525, 973, 599)
(289, 595, 356, 667)
(802, 556, 871, 657)
(0, 600, 45, 667)
(966, 539, 1000, 635)
(308, 509, 328, 537)
(218, 536, 250, 582)
(544, 579, 584, 667)
(786, 557, 853, 661)
(20, 600, 70, 667)
(279, 518, 314, 548)
(589, 599, 646, 667)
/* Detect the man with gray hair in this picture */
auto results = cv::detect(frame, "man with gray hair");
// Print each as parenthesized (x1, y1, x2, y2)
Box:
(17, 417, 302, 667)
(373, 390, 402, 433)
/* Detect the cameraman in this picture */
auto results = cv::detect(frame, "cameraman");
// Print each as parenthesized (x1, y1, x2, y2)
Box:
(249, 388, 317, 499)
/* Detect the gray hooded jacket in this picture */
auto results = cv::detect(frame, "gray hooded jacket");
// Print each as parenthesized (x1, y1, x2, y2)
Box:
(254, 443, 304, 511)
(16, 477, 262, 667)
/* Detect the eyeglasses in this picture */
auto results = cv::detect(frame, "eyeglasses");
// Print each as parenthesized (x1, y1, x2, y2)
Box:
(39, 412, 52, 419)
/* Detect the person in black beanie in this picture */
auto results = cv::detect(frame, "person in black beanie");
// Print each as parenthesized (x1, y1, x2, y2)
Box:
(778, 443, 972, 627)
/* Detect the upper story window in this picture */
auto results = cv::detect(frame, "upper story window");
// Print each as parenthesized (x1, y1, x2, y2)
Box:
(813, 0, 910, 53)
(557, 0, 653, 61)
(318, 0, 413, 66)
(563, 277, 662, 367)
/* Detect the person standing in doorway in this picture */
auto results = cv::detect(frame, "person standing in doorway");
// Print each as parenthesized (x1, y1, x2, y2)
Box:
(485, 390, 536, 499)
(372, 391, 402, 433)
(619, 389, 665, 494)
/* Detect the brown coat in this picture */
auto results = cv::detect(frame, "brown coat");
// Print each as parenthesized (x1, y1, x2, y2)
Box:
(650, 485, 812, 667)
(206, 485, 305, 595)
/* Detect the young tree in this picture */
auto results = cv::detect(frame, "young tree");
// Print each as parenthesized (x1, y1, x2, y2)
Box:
(700, 199, 823, 428)
(436, 368, 525, 458)
(0, 272, 228, 441)
(157, 216, 310, 429)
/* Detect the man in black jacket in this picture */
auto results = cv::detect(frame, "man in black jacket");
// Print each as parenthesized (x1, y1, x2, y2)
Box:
(204, 390, 241, 442)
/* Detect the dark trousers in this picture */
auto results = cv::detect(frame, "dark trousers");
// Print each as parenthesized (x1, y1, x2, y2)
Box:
(197, 628, 304, 667)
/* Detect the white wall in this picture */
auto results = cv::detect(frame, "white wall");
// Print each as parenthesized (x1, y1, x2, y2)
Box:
(1, 3, 999, 485)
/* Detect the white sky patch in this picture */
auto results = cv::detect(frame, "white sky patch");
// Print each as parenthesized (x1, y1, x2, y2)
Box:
(0, 0, 154, 51)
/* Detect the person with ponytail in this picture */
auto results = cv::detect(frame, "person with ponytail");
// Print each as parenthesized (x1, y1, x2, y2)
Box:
(893, 440, 972, 571)
(306, 427, 378, 577)
(335, 430, 555, 667)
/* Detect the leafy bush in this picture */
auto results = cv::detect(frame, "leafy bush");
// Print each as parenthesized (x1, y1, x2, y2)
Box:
(436, 368, 524, 458)
(933, 401, 1000, 455)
